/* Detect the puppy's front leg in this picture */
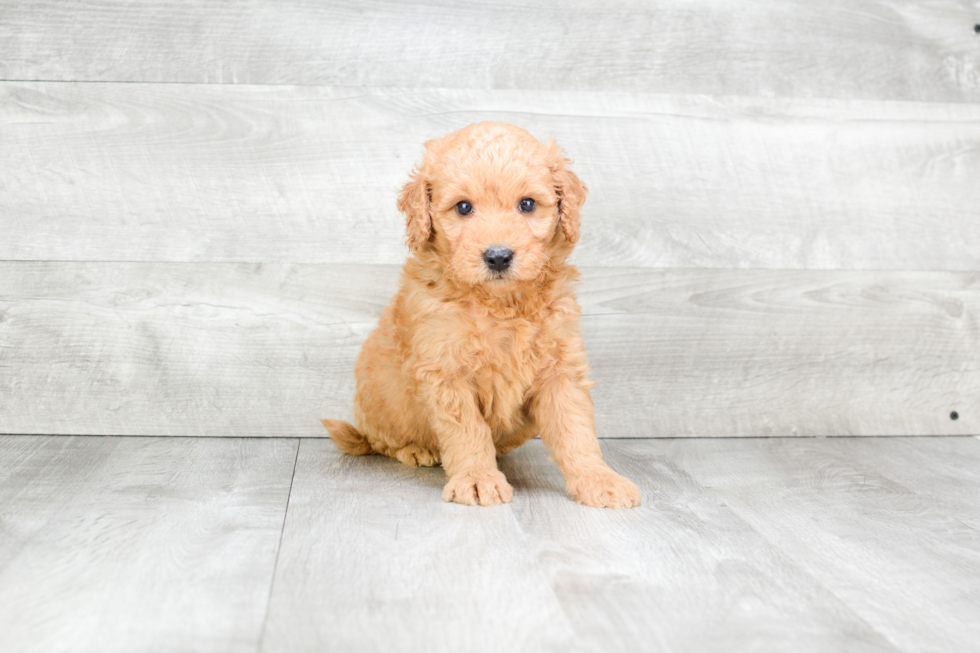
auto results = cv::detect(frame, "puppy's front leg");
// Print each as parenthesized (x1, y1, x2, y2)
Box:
(427, 381, 513, 506)
(532, 375, 641, 508)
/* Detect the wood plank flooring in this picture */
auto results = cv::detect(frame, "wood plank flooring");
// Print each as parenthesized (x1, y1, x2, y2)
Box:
(660, 438, 980, 653)
(2, 264, 974, 437)
(1, 434, 978, 653)
(0, 435, 298, 653)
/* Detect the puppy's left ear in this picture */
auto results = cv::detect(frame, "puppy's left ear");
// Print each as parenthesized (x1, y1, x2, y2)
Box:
(547, 139, 588, 244)
(397, 164, 432, 254)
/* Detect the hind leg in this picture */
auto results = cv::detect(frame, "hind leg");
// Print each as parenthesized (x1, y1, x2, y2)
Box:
(351, 326, 442, 466)
(392, 444, 441, 467)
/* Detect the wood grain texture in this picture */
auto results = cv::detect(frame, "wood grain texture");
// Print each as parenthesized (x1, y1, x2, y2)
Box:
(1, 263, 975, 437)
(262, 437, 980, 652)
(820, 437, 980, 528)
(0, 262, 388, 437)
(580, 267, 980, 438)
(499, 439, 902, 653)
(2, 0, 979, 102)
(2, 435, 978, 652)
(0, 435, 298, 653)
(662, 437, 980, 653)
(260, 438, 578, 653)
(3, 82, 979, 270)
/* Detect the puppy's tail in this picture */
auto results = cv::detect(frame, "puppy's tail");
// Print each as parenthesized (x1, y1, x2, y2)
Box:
(321, 419, 375, 456)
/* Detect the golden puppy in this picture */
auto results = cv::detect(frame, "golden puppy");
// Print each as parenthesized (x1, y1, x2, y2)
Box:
(322, 122, 641, 508)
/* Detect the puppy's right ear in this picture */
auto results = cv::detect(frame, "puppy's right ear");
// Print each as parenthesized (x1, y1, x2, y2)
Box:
(397, 165, 432, 254)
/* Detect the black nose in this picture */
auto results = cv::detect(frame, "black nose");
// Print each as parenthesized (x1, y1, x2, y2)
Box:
(483, 247, 513, 272)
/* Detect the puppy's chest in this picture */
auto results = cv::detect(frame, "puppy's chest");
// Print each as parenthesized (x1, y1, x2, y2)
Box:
(465, 310, 540, 363)
(464, 310, 543, 418)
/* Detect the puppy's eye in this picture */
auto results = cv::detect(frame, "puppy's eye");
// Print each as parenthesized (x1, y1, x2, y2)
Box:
(518, 198, 536, 213)
(455, 201, 473, 216)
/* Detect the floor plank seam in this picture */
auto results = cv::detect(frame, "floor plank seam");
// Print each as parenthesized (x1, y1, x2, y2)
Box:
(256, 438, 301, 653)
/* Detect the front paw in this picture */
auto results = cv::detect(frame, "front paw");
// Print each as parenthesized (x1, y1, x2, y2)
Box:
(443, 469, 514, 506)
(567, 468, 641, 508)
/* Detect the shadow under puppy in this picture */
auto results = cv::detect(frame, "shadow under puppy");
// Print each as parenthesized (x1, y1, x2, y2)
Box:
(323, 121, 640, 508)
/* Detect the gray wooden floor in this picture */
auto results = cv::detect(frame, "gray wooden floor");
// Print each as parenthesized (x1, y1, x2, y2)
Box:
(1, 434, 978, 653)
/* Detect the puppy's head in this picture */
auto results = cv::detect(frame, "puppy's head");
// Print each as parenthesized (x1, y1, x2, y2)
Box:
(398, 122, 587, 288)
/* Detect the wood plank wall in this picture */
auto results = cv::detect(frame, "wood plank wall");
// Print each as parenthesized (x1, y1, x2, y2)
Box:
(1, 1, 978, 437)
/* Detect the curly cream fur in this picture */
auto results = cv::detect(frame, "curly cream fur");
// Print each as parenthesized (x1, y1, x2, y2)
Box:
(322, 122, 640, 508)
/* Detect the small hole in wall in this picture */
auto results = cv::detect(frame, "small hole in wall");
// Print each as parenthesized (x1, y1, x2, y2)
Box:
(975, 24, 980, 33)
(950, 411, 959, 421)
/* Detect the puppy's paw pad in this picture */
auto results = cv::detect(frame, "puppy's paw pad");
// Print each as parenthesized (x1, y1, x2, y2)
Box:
(568, 470, 641, 509)
(443, 469, 513, 506)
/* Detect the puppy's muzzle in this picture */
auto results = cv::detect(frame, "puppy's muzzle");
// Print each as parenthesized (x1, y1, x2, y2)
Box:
(483, 247, 513, 273)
